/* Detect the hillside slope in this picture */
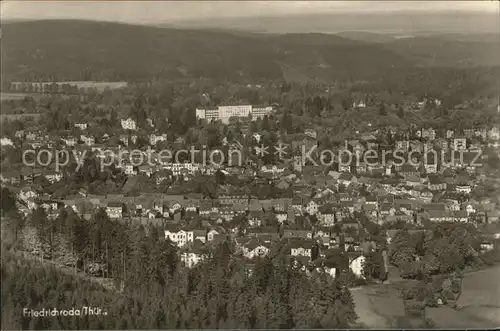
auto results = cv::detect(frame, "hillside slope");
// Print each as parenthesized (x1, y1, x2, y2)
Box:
(1, 20, 498, 83)
(1, 20, 410, 82)
(384, 37, 500, 67)
(170, 12, 500, 35)
(336, 31, 396, 43)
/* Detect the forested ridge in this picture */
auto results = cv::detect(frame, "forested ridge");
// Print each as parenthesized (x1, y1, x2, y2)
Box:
(2, 19, 498, 83)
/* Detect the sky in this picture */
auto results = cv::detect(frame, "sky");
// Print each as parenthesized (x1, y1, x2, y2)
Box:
(2, 1, 499, 24)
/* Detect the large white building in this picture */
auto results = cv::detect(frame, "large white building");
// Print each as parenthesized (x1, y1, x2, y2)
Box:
(165, 229, 194, 247)
(162, 163, 201, 176)
(196, 105, 274, 123)
(165, 229, 209, 247)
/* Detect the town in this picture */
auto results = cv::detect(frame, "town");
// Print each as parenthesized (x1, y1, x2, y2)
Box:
(1, 4, 500, 330)
(2, 80, 500, 268)
(2, 76, 500, 329)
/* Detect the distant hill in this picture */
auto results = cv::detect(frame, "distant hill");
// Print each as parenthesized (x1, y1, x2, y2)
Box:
(0, 20, 410, 82)
(429, 33, 500, 44)
(1, 19, 499, 83)
(336, 31, 396, 43)
(383, 37, 500, 67)
(171, 11, 500, 35)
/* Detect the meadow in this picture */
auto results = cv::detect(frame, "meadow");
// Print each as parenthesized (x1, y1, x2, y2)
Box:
(351, 282, 408, 328)
(353, 265, 500, 328)
(426, 265, 500, 328)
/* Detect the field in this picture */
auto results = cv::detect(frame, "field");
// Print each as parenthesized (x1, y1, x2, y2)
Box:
(426, 265, 500, 328)
(353, 266, 500, 328)
(351, 266, 500, 328)
(351, 282, 408, 328)
(0, 92, 29, 101)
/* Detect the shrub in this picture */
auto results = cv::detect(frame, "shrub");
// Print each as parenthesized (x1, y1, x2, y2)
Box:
(451, 280, 461, 294)
(442, 278, 452, 291)
(425, 296, 438, 307)
(442, 289, 455, 301)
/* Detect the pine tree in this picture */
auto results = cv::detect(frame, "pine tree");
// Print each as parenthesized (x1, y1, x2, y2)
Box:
(397, 105, 405, 118)
(379, 102, 387, 116)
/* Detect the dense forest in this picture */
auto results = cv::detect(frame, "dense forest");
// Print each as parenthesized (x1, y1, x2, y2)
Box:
(1, 240, 358, 329)
(388, 223, 500, 278)
(1, 184, 358, 330)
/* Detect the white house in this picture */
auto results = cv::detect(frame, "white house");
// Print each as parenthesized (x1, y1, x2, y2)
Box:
(165, 163, 200, 176)
(349, 254, 366, 278)
(276, 212, 288, 224)
(123, 163, 136, 176)
(323, 266, 337, 278)
(305, 201, 318, 215)
(44, 171, 63, 183)
(169, 202, 182, 214)
(18, 188, 38, 203)
(424, 163, 438, 174)
(0, 137, 14, 146)
(290, 246, 311, 257)
(243, 240, 270, 259)
(62, 136, 77, 146)
(318, 206, 335, 226)
(352, 100, 366, 109)
(180, 251, 205, 268)
(488, 127, 500, 140)
(260, 165, 286, 175)
(106, 202, 123, 219)
(453, 138, 467, 151)
(465, 204, 476, 215)
(80, 135, 95, 146)
(207, 229, 219, 241)
(149, 133, 167, 146)
(40, 201, 58, 211)
(421, 128, 436, 141)
(74, 123, 88, 130)
(121, 118, 137, 131)
(456, 185, 472, 194)
(338, 173, 356, 187)
(165, 229, 194, 247)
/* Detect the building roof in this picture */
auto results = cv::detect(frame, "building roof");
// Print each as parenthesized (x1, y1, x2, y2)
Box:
(287, 238, 314, 249)
(338, 173, 353, 181)
(244, 239, 270, 250)
(427, 210, 451, 218)
(454, 210, 468, 218)
(429, 175, 445, 185)
(423, 203, 446, 211)
(107, 201, 123, 208)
